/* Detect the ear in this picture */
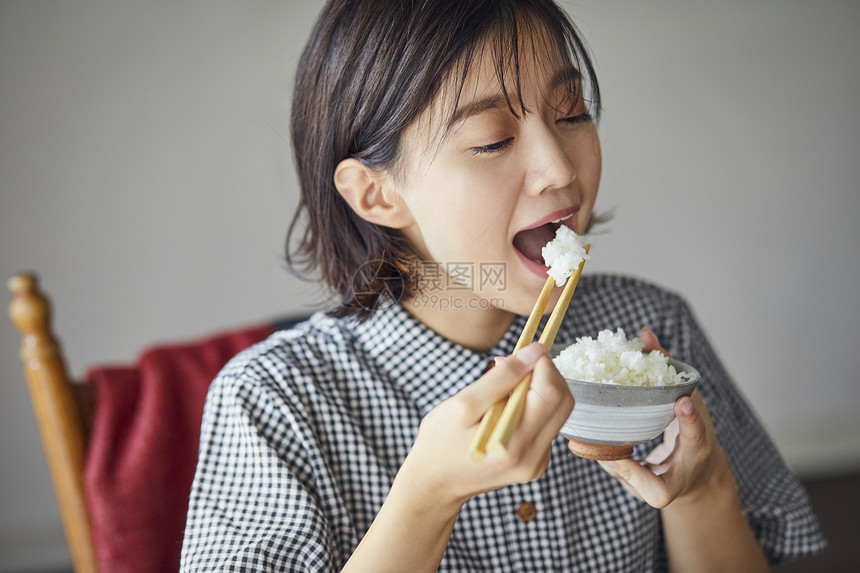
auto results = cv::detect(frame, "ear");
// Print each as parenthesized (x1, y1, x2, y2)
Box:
(334, 158, 414, 229)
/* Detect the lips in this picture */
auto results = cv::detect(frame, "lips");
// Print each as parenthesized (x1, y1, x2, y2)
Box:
(513, 206, 579, 266)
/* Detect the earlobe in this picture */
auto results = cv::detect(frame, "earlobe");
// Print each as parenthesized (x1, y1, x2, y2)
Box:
(333, 158, 414, 229)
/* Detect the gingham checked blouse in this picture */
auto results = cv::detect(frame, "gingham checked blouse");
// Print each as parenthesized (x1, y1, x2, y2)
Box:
(181, 274, 825, 571)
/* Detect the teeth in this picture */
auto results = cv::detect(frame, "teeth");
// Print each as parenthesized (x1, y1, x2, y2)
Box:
(551, 214, 573, 224)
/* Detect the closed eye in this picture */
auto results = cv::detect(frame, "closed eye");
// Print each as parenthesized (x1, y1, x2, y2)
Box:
(559, 112, 593, 126)
(471, 137, 514, 155)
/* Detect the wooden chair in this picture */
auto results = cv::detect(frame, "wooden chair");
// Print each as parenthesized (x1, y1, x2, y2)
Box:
(8, 272, 304, 572)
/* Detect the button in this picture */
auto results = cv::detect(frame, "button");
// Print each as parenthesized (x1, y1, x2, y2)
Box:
(516, 501, 536, 522)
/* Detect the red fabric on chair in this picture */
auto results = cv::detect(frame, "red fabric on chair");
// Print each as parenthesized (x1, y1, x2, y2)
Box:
(84, 323, 274, 573)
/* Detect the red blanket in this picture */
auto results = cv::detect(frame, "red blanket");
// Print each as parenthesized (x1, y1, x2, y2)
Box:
(84, 323, 274, 573)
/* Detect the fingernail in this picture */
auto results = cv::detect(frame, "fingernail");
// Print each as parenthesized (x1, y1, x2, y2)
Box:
(515, 342, 546, 366)
(598, 460, 617, 471)
(679, 396, 694, 416)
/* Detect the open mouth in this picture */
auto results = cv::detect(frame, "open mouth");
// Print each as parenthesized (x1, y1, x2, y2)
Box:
(513, 211, 575, 266)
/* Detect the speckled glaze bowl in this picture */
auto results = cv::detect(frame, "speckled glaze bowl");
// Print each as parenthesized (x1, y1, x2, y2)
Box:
(554, 353, 701, 461)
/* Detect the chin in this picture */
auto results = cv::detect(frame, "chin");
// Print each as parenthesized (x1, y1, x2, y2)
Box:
(490, 290, 542, 317)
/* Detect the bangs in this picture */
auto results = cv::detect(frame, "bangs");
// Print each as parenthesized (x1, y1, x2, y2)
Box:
(442, 1, 601, 134)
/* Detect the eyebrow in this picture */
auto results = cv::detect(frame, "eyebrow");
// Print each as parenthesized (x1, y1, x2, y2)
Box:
(445, 67, 583, 133)
(447, 95, 508, 130)
(551, 67, 582, 90)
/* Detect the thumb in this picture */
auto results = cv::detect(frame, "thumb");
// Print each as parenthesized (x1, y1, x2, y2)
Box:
(492, 342, 547, 379)
(674, 392, 706, 449)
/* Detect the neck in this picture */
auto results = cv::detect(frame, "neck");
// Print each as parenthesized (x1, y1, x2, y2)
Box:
(401, 291, 515, 352)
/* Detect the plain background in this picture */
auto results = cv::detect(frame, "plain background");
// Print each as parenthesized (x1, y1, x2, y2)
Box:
(1, 0, 858, 570)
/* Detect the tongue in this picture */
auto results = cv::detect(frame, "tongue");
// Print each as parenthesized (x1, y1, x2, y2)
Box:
(513, 223, 558, 265)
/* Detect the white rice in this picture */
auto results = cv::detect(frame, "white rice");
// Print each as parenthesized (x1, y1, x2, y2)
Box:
(553, 328, 691, 386)
(542, 225, 590, 287)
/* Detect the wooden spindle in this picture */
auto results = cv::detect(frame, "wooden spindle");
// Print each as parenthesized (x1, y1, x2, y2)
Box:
(8, 273, 97, 573)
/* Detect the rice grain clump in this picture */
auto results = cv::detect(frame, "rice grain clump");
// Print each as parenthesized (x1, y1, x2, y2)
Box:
(542, 226, 590, 287)
(554, 329, 691, 386)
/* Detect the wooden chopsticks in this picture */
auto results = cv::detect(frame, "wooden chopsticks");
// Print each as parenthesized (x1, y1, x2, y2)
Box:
(468, 244, 590, 462)
(468, 277, 555, 462)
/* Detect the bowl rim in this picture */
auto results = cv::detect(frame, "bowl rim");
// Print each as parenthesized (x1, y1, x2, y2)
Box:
(552, 352, 701, 406)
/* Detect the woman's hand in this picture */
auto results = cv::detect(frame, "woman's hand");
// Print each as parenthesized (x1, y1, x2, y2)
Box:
(344, 342, 574, 573)
(595, 389, 728, 508)
(588, 328, 768, 571)
(591, 326, 730, 508)
(400, 342, 575, 510)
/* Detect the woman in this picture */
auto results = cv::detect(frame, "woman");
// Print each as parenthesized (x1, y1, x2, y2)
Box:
(182, 1, 825, 570)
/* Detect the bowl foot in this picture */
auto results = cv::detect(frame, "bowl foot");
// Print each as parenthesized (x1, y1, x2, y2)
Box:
(568, 440, 634, 461)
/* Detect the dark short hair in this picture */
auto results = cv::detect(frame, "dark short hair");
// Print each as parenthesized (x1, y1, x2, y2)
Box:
(287, 0, 601, 319)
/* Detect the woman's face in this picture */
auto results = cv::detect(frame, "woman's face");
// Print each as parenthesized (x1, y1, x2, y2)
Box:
(392, 46, 602, 317)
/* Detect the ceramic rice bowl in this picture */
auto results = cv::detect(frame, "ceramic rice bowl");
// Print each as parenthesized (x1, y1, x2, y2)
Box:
(558, 358, 701, 461)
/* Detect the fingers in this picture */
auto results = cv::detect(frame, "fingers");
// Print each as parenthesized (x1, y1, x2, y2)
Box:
(599, 459, 676, 508)
(500, 355, 574, 479)
(639, 326, 671, 357)
(596, 461, 645, 501)
(527, 356, 573, 412)
(506, 357, 574, 453)
(457, 342, 547, 420)
(644, 423, 678, 466)
(525, 357, 574, 433)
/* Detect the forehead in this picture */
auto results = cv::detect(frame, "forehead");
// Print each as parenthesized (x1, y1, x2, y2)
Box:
(414, 33, 580, 141)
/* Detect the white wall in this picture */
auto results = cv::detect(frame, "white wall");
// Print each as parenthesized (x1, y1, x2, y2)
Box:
(1, 0, 858, 569)
(569, 0, 860, 478)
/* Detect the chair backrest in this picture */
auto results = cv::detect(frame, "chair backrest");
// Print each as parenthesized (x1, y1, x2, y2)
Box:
(8, 273, 97, 573)
(8, 273, 302, 572)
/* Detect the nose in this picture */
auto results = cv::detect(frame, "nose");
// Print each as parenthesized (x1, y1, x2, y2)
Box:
(525, 127, 577, 196)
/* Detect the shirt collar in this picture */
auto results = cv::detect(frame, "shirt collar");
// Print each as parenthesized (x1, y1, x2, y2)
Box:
(353, 303, 528, 416)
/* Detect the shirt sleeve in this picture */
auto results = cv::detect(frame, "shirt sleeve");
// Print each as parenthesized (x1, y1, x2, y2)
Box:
(181, 366, 337, 572)
(661, 296, 827, 565)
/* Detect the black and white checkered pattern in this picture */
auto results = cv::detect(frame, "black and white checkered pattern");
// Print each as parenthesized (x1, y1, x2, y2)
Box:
(181, 274, 825, 571)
